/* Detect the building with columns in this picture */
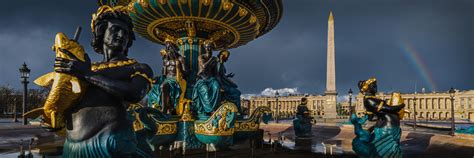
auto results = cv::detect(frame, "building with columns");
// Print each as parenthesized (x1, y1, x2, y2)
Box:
(245, 94, 328, 119)
(354, 90, 474, 122)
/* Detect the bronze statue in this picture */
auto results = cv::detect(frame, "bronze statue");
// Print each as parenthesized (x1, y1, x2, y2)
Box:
(54, 6, 154, 157)
(351, 77, 405, 157)
(192, 41, 221, 116)
(147, 41, 188, 115)
(216, 50, 242, 114)
(293, 97, 313, 137)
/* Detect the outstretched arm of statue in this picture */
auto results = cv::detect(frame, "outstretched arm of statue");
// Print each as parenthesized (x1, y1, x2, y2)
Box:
(84, 68, 152, 103)
(380, 104, 405, 113)
(226, 73, 235, 78)
(55, 49, 153, 103)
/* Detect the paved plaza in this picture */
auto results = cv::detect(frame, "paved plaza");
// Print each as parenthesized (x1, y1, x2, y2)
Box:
(2, 117, 474, 157)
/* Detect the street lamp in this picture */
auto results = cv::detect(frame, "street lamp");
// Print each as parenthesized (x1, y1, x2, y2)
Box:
(13, 97, 18, 123)
(275, 91, 280, 123)
(19, 62, 30, 125)
(449, 87, 455, 136)
(348, 89, 353, 115)
(413, 91, 417, 131)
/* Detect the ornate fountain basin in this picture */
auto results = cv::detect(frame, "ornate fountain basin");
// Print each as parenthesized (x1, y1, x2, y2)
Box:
(233, 106, 272, 142)
(194, 101, 238, 147)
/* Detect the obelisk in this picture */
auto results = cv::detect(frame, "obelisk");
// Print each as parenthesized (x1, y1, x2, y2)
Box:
(324, 11, 337, 119)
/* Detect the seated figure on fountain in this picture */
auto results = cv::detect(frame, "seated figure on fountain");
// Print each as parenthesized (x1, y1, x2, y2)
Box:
(293, 97, 313, 137)
(192, 41, 221, 116)
(54, 5, 154, 157)
(351, 77, 405, 158)
(216, 50, 242, 114)
(147, 41, 188, 115)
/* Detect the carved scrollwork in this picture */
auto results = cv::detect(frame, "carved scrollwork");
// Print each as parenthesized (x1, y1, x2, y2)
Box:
(235, 106, 272, 132)
(194, 101, 238, 136)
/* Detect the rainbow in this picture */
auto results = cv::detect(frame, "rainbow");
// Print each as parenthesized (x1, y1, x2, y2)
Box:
(400, 41, 437, 92)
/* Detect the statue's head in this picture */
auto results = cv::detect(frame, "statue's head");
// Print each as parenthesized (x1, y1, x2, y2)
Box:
(203, 40, 215, 54)
(301, 97, 308, 105)
(165, 39, 178, 53)
(218, 50, 230, 62)
(358, 77, 377, 95)
(91, 5, 135, 55)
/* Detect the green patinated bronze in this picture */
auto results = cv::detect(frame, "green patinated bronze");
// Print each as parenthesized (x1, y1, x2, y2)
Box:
(89, 0, 282, 154)
(351, 78, 405, 158)
(293, 98, 313, 138)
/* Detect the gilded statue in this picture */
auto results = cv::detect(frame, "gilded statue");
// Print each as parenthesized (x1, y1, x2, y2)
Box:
(147, 41, 188, 115)
(216, 50, 242, 114)
(53, 5, 154, 157)
(351, 77, 405, 158)
(192, 41, 221, 116)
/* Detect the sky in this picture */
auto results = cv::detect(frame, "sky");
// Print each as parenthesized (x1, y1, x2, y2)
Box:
(0, 0, 472, 96)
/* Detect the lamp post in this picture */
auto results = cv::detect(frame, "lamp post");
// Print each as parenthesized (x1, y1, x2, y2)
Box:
(413, 91, 417, 131)
(348, 89, 353, 115)
(275, 91, 280, 123)
(449, 87, 455, 136)
(19, 62, 30, 125)
(13, 97, 18, 123)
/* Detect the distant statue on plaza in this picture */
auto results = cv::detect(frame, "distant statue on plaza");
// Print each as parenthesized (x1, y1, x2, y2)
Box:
(351, 77, 406, 158)
(293, 97, 313, 138)
(192, 41, 221, 116)
(147, 41, 188, 115)
(216, 50, 242, 114)
(53, 6, 154, 157)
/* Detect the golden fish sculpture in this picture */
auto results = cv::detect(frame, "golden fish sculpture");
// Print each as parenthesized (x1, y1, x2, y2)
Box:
(25, 32, 87, 130)
(387, 92, 410, 119)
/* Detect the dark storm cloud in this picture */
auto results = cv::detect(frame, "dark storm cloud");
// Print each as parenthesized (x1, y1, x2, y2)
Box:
(0, 0, 472, 95)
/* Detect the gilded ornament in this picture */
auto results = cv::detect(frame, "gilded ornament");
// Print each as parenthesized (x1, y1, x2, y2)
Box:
(238, 7, 248, 17)
(91, 59, 137, 71)
(91, 5, 129, 32)
(203, 0, 212, 6)
(360, 77, 377, 93)
(194, 101, 238, 136)
(180, 99, 194, 121)
(235, 106, 272, 132)
(222, 1, 233, 11)
(255, 23, 260, 31)
(249, 15, 257, 24)
(156, 122, 178, 135)
(138, 0, 149, 8)
(208, 30, 229, 42)
(155, 28, 177, 42)
(108, 62, 117, 68)
(130, 71, 154, 87)
(127, 3, 135, 13)
(185, 20, 196, 37)
(159, 0, 167, 5)
(187, 38, 194, 45)
(146, 17, 241, 48)
(177, 39, 184, 45)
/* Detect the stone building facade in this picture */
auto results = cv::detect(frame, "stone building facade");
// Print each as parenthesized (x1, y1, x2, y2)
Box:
(354, 90, 474, 122)
(245, 94, 331, 119)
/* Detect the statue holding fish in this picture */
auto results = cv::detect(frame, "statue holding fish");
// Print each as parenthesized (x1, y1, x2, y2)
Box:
(27, 5, 154, 158)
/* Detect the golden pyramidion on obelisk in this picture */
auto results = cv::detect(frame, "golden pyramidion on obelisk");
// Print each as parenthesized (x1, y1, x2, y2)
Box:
(328, 10, 334, 21)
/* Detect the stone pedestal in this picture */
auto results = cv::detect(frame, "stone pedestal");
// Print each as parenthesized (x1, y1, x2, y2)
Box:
(324, 92, 337, 119)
